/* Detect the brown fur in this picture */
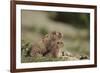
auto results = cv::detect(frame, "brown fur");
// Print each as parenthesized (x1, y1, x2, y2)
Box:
(30, 31, 64, 57)
(45, 41, 64, 58)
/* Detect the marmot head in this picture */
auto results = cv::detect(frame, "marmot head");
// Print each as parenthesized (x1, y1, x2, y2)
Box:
(50, 31, 63, 41)
(56, 41, 64, 48)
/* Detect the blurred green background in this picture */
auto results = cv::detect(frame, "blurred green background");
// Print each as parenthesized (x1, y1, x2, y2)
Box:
(21, 10, 90, 63)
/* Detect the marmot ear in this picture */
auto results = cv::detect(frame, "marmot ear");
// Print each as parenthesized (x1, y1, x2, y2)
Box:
(58, 32, 63, 39)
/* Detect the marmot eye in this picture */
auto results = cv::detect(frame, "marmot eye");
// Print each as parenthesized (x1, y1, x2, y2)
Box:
(57, 42, 60, 44)
(61, 42, 63, 44)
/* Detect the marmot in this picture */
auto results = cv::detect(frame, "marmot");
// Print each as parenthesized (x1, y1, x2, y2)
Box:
(45, 41, 64, 58)
(30, 31, 64, 57)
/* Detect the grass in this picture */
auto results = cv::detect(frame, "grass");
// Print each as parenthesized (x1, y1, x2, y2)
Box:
(21, 41, 89, 63)
(21, 42, 66, 63)
(21, 55, 74, 63)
